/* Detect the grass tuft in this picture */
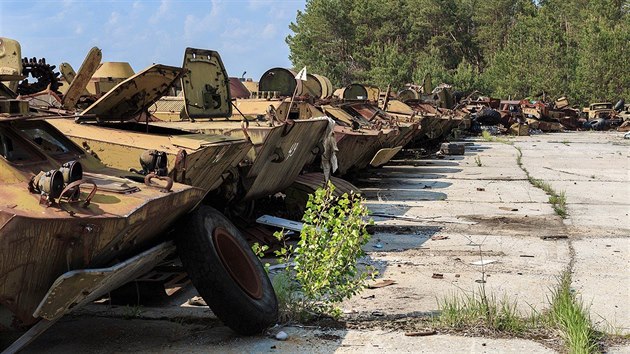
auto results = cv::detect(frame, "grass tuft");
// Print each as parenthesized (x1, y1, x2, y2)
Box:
(515, 147, 568, 218)
(549, 272, 599, 353)
(481, 130, 513, 144)
(436, 288, 526, 334)
(435, 272, 601, 353)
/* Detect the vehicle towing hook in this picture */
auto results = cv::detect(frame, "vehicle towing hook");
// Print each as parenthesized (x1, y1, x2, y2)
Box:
(144, 173, 173, 193)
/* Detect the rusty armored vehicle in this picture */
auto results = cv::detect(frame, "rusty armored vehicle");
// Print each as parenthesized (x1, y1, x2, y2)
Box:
(390, 82, 469, 147)
(584, 102, 615, 120)
(248, 72, 411, 175)
(2, 41, 252, 202)
(48, 59, 253, 196)
(149, 60, 332, 204)
(0, 45, 277, 352)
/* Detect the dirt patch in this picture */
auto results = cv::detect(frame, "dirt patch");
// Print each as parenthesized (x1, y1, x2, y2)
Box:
(459, 215, 568, 237)
(341, 316, 564, 353)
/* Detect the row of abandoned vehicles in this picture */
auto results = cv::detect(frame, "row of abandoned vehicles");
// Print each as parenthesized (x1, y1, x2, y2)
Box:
(0, 37, 628, 352)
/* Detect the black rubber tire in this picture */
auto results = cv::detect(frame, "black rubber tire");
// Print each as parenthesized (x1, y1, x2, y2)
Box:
(476, 108, 502, 126)
(613, 99, 624, 112)
(175, 205, 278, 335)
(589, 118, 607, 131)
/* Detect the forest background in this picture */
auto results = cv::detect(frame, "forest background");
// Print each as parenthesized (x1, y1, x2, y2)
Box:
(286, 0, 629, 105)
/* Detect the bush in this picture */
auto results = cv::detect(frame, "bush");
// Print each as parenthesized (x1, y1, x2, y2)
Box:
(271, 181, 375, 321)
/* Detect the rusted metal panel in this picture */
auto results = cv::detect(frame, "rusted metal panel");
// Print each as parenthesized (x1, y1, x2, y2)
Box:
(0, 188, 201, 327)
(391, 122, 418, 147)
(334, 126, 382, 175)
(0, 116, 206, 330)
(293, 173, 360, 195)
(242, 118, 329, 201)
(321, 105, 355, 126)
(181, 48, 232, 119)
(49, 119, 251, 192)
(312, 74, 332, 99)
(82, 64, 183, 122)
(229, 77, 252, 99)
(303, 74, 322, 98)
(285, 173, 361, 215)
(62, 47, 102, 109)
(347, 103, 379, 121)
(370, 147, 402, 167)
(258, 67, 302, 97)
(386, 99, 415, 115)
(147, 117, 330, 201)
(34, 241, 176, 321)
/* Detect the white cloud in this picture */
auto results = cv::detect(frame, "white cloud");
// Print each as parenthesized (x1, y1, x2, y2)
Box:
(260, 23, 277, 39)
(149, 0, 170, 24)
(183, 1, 222, 40)
(61, 0, 75, 8)
(108, 11, 120, 26)
(75, 24, 83, 35)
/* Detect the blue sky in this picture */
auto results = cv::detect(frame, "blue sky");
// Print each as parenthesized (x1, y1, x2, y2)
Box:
(0, 0, 306, 81)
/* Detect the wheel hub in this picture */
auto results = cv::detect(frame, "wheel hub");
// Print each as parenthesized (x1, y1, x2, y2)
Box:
(212, 227, 263, 300)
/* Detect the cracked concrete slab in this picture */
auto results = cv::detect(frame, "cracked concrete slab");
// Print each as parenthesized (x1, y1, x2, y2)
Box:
(515, 131, 630, 334)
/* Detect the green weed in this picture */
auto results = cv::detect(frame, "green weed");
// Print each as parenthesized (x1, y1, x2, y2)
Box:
(516, 147, 568, 218)
(548, 272, 599, 353)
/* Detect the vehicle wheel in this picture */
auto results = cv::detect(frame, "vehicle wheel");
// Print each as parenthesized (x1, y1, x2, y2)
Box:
(175, 205, 278, 335)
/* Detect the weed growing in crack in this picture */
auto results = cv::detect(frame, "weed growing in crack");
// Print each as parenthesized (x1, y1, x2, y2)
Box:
(474, 155, 483, 167)
(435, 270, 601, 353)
(515, 147, 568, 218)
(548, 271, 599, 353)
(481, 130, 513, 144)
(436, 289, 527, 334)
(549, 191, 567, 218)
(435, 234, 544, 335)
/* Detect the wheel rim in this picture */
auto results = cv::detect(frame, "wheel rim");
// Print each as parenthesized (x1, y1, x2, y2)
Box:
(212, 227, 264, 300)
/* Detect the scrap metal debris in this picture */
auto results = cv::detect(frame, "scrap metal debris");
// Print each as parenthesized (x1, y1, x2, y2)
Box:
(367, 279, 396, 289)
(470, 260, 497, 266)
(430, 235, 449, 241)
(404, 330, 437, 337)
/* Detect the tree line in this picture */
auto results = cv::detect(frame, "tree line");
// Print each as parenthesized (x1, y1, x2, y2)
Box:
(286, 0, 629, 105)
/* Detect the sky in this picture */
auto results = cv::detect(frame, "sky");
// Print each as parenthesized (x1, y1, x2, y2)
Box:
(0, 0, 306, 81)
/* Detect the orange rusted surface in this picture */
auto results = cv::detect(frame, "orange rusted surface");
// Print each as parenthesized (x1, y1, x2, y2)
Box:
(49, 119, 252, 192)
(0, 116, 204, 328)
(147, 118, 330, 202)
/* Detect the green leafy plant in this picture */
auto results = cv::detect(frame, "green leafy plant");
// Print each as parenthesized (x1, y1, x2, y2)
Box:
(270, 182, 375, 322)
(251, 242, 271, 272)
(122, 305, 143, 319)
